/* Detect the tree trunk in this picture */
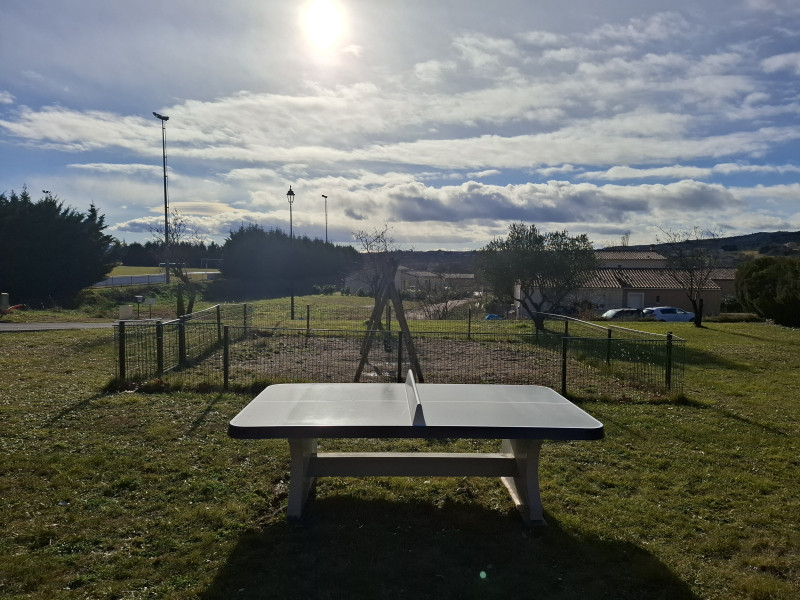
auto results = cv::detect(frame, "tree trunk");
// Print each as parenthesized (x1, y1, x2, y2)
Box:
(176, 286, 186, 317)
(692, 297, 704, 328)
(516, 296, 546, 332)
(186, 287, 196, 315)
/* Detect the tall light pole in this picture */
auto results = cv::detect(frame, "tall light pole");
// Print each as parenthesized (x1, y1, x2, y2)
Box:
(322, 194, 328, 244)
(153, 111, 170, 284)
(287, 186, 296, 319)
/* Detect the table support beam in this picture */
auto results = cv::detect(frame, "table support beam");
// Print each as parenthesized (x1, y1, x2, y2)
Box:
(285, 438, 546, 525)
(310, 452, 518, 477)
(287, 438, 317, 518)
(500, 439, 545, 526)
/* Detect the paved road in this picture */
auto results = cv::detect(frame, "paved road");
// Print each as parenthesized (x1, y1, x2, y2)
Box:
(0, 321, 115, 332)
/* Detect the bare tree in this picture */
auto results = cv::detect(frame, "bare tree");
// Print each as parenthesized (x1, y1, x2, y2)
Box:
(416, 274, 468, 320)
(352, 224, 400, 300)
(150, 209, 207, 316)
(657, 226, 721, 327)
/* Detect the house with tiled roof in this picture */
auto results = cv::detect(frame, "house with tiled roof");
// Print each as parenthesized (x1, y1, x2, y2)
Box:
(518, 249, 725, 315)
(572, 249, 724, 314)
(397, 268, 474, 292)
(577, 267, 722, 314)
(709, 267, 737, 300)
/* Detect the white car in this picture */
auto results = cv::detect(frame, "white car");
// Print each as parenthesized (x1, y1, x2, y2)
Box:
(601, 308, 642, 320)
(642, 306, 695, 322)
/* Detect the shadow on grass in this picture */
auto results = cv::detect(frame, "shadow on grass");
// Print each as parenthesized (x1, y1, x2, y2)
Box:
(45, 393, 107, 425)
(577, 393, 789, 437)
(187, 393, 226, 434)
(201, 498, 698, 600)
(683, 346, 750, 371)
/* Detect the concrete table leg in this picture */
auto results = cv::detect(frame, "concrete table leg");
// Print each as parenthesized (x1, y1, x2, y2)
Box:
(500, 439, 545, 526)
(287, 438, 317, 518)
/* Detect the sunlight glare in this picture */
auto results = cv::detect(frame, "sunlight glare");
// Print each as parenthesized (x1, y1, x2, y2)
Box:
(305, 0, 343, 50)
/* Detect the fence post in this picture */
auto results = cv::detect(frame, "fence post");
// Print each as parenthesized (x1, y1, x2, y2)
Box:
(117, 321, 126, 380)
(306, 305, 311, 335)
(223, 325, 230, 390)
(468, 307, 472, 340)
(243, 303, 248, 328)
(216, 304, 222, 343)
(665, 332, 673, 391)
(606, 328, 612, 365)
(386, 305, 392, 331)
(564, 320, 569, 337)
(178, 317, 187, 368)
(396, 331, 404, 382)
(561, 336, 568, 396)
(156, 321, 164, 376)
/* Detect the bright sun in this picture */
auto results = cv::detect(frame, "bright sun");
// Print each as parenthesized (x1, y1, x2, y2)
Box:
(304, 0, 343, 50)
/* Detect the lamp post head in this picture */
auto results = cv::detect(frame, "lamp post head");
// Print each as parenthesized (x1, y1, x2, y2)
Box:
(286, 185, 295, 204)
(153, 112, 169, 121)
(321, 194, 327, 199)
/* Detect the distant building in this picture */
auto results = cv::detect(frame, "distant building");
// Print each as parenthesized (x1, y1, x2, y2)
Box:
(516, 249, 726, 315)
(344, 265, 474, 296)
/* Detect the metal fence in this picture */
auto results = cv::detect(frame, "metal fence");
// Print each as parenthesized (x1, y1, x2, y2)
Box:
(114, 303, 684, 400)
(114, 303, 250, 380)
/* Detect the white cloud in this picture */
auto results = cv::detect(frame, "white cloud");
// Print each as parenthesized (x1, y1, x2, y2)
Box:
(517, 31, 568, 47)
(587, 12, 693, 45)
(467, 169, 501, 179)
(762, 52, 800, 75)
(582, 162, 800, 181)
(537, 165, 577, 176)
(732, 182, 800, 200)
(581, 165, 713, 180)
(452, 33, 520, 72)
(1, 1, 798, 250)
(67, 163, 159, 175)
(413, 59, 454, 84)
(713, 163, 800, 175)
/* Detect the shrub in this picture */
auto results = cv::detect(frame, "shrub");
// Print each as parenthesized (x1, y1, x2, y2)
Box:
(736, 257, 800, 327)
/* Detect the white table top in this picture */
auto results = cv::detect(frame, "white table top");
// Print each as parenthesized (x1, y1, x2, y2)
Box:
(229, 382, 604, 441)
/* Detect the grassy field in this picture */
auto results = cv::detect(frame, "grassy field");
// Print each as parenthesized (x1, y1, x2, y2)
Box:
(0, 321, 798, 599)
(109, 266, 166, 276)
(108, 266, 221, 276)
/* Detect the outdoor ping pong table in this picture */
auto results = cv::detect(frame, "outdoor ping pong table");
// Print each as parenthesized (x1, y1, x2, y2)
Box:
(228, 372, 603, 525)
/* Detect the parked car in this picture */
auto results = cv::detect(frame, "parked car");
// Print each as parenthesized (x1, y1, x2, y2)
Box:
(642, 306, 695, 322)
(601, 308, 642, 320)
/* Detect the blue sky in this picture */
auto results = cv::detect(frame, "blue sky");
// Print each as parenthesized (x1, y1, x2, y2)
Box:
(1, 0, 799, 250)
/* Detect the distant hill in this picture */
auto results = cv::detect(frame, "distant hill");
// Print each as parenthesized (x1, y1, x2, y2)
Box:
(390, 231, 800, 273)
(393, 250, 477, 273)
(609, 230, 800, 266)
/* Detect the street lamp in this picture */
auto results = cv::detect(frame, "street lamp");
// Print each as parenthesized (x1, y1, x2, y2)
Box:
(153, 111, 170, 284)
(322, 194, 328, 244)
(287, 186, 296, 319)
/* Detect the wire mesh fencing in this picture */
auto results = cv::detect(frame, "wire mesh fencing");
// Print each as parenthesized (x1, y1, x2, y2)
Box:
(114, 303, 250, 380)
(114, 303, 684, 400)
(115, 319, 685, 398)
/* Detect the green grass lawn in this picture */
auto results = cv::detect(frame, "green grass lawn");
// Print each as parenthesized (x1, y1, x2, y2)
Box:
(1, 323, 798, 599)
(109, 266, 166, 276)
(109, 266, 221, 276)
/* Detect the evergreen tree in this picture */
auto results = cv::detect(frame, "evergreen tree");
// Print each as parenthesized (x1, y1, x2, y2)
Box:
(736, 257, 800, 327)
(221, 224, 358, 293)
(0, 187, 117, 306)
